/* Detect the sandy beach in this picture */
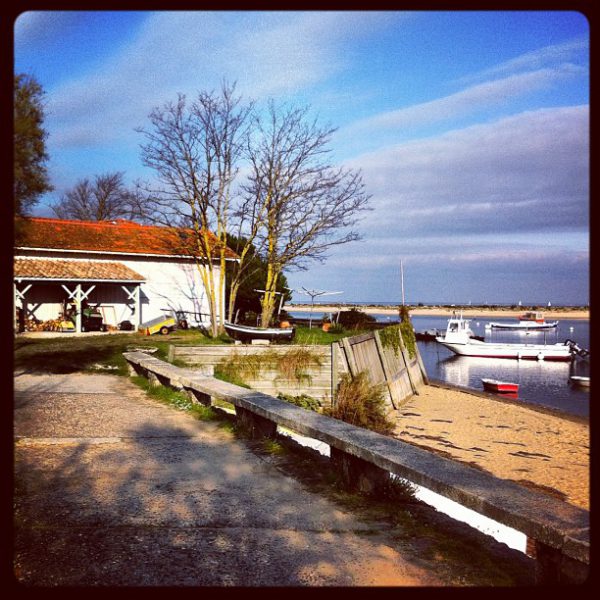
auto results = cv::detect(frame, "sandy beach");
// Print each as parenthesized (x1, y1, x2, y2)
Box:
(392, 385, 589, 510)
(285, 305, 589, 320)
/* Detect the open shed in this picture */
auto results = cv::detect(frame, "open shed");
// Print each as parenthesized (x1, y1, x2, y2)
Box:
(14, 217, 237, 333)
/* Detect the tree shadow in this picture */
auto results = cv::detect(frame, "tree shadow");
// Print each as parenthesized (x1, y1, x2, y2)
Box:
(13, 378, 535, 587)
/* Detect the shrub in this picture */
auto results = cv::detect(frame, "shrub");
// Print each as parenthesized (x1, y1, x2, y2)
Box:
(325, 371, 395, 435)
(337, 308, 376, 330)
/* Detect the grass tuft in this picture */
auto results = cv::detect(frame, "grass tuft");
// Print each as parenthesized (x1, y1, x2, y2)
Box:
(325, 371, 396, 435)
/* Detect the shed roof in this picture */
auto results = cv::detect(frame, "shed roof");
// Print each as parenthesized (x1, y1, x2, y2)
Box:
(15, 217, 238, 259)
(14, 258, 146, 282)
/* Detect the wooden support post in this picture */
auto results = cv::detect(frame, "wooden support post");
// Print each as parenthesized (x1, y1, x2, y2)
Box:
(235, 405, 277, 439)
(122, 285, 142, 327)
(330, 447, 390, 495)
(331, 342, 339, 408)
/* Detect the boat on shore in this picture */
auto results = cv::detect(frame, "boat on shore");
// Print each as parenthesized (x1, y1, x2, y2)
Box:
(481, 378, 519, 394)
(435, 313, 574, 361)
(224, 321, 295, 342)
(569, 375, 590, 388)
(487, 311, 558, 330)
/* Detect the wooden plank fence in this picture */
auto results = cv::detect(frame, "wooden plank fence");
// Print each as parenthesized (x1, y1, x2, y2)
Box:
(170, 324, 428, 410)
(336, 327, 427, 409)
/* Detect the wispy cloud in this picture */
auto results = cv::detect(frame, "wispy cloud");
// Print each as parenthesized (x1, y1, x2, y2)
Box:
(349, 105, 589, 237)
(44, 11, 392, 150)
(457, 36, 588, 84)
(340, 65, 584, 138)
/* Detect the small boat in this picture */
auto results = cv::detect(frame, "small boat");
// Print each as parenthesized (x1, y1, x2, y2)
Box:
(569, 375, 590, 388)
(518, 311, 550, 323)
(435, 313, 574, 361)
(487, 319, 558, 330)
(223, 321, 295, 342)
(482, 378, 519, 393)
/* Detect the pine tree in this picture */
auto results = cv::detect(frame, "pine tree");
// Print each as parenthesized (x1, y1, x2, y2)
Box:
(14, 74, 53, 216)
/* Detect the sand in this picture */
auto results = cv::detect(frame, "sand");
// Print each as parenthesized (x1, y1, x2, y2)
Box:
(285, 305, 589, 320)
(392, 385, 589, 510)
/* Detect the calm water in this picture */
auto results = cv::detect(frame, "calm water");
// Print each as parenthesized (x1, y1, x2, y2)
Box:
(289, 311, 590, 418)
(410, 315, 590, 418)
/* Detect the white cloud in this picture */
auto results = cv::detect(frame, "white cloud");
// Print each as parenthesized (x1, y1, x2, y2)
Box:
(340, 66, 584, 137)
(348, 105, 589, 238)
(44, 11, 393, 150)
(458, 37, 589, 84)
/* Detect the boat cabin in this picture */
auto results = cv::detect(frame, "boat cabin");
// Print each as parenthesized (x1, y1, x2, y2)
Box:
(437, 312, 474, 343)
(518, 311, 545, 323)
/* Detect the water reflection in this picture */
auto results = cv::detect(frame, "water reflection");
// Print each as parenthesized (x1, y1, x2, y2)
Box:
(438, 354, 572, 392)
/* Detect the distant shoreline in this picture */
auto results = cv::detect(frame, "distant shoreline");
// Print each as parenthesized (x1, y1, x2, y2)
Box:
(285, 304, 590, 320)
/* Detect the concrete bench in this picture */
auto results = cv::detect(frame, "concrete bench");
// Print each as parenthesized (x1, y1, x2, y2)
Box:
(123, 351, 589, 584)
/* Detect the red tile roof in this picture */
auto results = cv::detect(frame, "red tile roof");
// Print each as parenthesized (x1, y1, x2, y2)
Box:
(14, 258, 145, 282)
(15, 217, 237, 259)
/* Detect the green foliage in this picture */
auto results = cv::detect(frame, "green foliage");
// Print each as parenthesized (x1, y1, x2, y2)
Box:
(14, 74, 53, 216)
(215, 347, 323, 385)
(293, 325, 356, 344)
(337, 308, 377, 330)
(379, 325, 402, 357)
(277, 392, 321, 412)
(327, 323, 346, 334)
(325, 371, 395, 435)
(398, 307, 417, 359)
(225, 233, 292, 322)
(131, 374, 222, 421)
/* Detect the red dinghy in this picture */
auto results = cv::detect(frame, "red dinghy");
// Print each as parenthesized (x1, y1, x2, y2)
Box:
(481, 378, 519, 394)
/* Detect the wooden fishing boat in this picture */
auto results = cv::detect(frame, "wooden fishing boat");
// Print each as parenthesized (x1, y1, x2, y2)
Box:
(223, 321, 295, 342)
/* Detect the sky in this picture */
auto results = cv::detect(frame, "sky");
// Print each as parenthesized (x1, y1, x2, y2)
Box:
(13, 10, 590, 306)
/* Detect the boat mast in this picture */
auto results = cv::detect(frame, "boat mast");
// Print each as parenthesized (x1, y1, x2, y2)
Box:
(400, 260, 405, 307)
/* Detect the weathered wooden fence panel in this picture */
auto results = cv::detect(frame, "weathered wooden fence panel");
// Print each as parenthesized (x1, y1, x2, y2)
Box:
(336, 326, 427, 408)
(170, 344, 336, 406)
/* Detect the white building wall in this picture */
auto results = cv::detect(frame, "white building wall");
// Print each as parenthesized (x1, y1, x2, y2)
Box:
(14, 251, 226, 329)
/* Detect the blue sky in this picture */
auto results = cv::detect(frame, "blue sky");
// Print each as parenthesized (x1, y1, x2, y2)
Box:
(14, 10, 589, 305)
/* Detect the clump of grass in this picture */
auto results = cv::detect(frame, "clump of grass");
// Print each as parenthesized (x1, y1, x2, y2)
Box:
(272, 347, 323, 383)
(277, 392, 321, 412)
(325, 371, 396, 435)
(215, 347, 323, 385)
(216, 350, 264, 382)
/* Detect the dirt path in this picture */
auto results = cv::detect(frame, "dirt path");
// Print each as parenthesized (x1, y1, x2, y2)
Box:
(13, 372, 466, 586)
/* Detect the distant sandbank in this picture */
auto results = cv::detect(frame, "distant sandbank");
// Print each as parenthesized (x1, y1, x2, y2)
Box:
(285, 304, 589, 320)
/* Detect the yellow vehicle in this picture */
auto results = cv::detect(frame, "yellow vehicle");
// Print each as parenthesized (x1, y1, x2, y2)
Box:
(138, 314, 177, 336)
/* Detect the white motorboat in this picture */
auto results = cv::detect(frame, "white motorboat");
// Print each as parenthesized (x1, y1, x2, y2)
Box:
(436, 313, 574, 361)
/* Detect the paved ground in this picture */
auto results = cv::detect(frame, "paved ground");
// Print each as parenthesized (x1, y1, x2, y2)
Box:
(13, 372, 533, 587)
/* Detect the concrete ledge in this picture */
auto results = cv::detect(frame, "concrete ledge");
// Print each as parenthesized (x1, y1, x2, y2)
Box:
(123, 351, 589, 582)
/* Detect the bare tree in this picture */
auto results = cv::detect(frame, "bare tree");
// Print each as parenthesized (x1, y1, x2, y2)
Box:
(137, 82, 252, 336)
(50, 172, 153, 222)
(246, 102, 371, 327)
